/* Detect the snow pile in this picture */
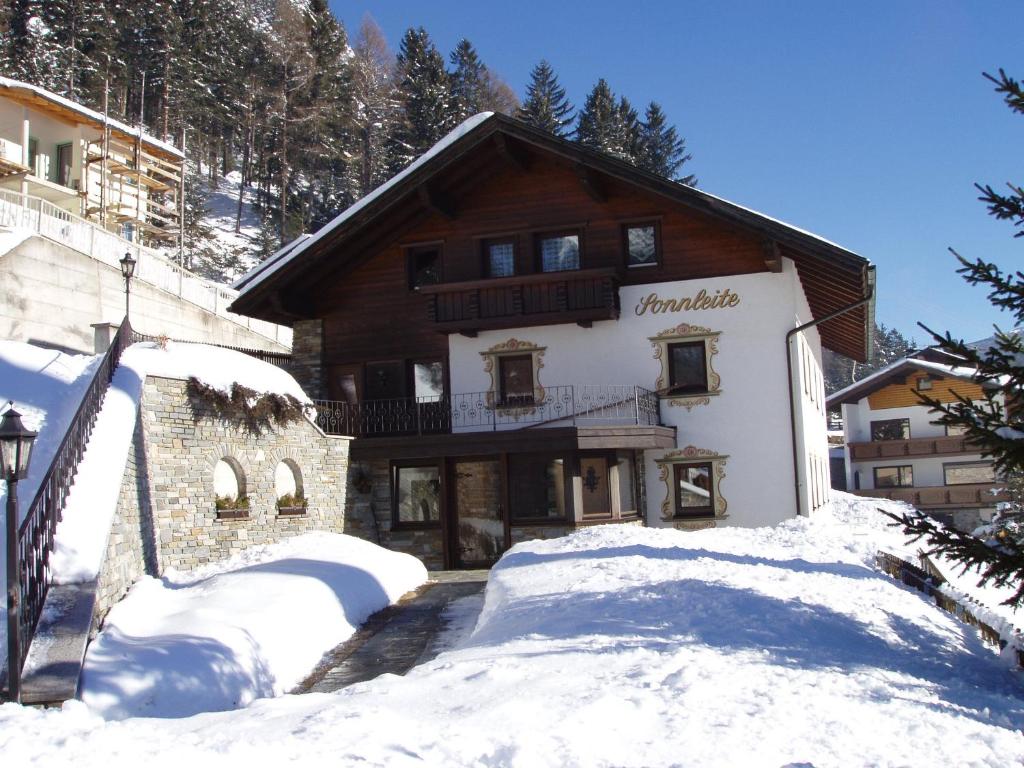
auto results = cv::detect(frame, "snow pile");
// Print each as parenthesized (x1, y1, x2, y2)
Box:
(79, 532, 426, 719)
(3, 493, 1022, 766)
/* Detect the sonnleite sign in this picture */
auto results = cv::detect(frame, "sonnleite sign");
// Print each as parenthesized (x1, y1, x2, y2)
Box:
(634, 288, 741, 316)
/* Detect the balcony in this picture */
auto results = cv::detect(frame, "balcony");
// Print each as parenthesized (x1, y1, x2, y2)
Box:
(852, 483, 1008, 509)
(314, 383, 660, 437)
(419, 267, 620, 333)
(849, 435, 977, 461)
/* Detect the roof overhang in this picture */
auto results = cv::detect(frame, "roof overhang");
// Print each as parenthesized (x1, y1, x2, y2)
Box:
(826, 358, 982, 409)
(231, 113, 873, 360)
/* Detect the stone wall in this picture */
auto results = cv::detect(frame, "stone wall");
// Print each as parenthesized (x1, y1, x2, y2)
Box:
(141, 376, 352, 572)
(287, 319, 325, 399)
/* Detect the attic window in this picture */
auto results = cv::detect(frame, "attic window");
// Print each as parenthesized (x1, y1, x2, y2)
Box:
(538, 231, 580, 272)
(916, 376, 934, 391)
(624, 223, 659, 267)
(409, 246, 442, 289)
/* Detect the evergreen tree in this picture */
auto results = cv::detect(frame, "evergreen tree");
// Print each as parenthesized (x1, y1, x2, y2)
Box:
(638, 102, 696, 185)
(823, 322, 915, 395)
(575, 78, 620, 154)
(386, 27, 455, 174)
(449, 38, 487, 120)
(516, 60, 573, 136)
(3, 0, 64, 90)
(885, 69, 1024, 607)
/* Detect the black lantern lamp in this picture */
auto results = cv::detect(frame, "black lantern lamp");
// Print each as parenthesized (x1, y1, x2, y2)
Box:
(119, 250, 136, 320)
(2, 402, 36, 704)
(0, 403, 35, 482)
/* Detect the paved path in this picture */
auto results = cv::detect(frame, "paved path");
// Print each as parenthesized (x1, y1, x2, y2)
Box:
(295, 570, 488, 694)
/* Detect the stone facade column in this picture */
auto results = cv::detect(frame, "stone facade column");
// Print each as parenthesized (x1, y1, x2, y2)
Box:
(289, 319, 325, 399)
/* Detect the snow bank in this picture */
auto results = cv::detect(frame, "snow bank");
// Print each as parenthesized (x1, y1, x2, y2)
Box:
(2, 493, 1021, 766)
(79, 532, 426, 719)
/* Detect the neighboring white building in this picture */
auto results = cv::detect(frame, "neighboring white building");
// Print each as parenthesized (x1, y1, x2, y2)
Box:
(827, 356, 1004, 530)
(0, 77, 183, 245)
(231, 113, 875, 569)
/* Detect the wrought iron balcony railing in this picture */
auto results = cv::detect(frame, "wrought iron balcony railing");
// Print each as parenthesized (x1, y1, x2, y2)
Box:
(313, 383, 660, 437)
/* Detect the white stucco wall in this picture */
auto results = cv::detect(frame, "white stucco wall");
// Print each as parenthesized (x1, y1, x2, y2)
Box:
(848, 453, 990, 490)
(447, 258, 828, 528)
(842, 401, 948, 444)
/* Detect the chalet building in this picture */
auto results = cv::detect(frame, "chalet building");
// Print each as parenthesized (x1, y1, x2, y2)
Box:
(0, 77, 182, 245)
(827, 356, 1005, 530)
(231, 112, 874, 569)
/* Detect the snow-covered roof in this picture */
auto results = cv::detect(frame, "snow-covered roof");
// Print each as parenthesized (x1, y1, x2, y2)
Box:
(232, 112, 494, 292)
(825, 356, 979, 408)
(0, 76, 184, 159)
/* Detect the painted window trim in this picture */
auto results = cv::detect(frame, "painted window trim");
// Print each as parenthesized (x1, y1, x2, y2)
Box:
(649, 322, 721, 410)
(656, 446, 729, 527)
(481, 338, 546, 415)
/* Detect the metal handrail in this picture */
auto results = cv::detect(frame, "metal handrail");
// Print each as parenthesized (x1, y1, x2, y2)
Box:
(313, 383, 662, 437)
(0, 189, 290, 347)
(12, 317, 136, 682)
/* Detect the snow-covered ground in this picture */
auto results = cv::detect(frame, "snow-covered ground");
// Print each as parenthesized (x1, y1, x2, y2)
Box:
(80, 532, 426, 720)
(2, 493, 1022, 766)
(199, 170, 263, 279)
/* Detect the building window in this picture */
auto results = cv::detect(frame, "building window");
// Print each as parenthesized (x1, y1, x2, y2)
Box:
(667, 341, 709, 395)
(408, 245, 442, 289)
(56, 142, 73, 187)
(538, 231, 580, 272)
(674, 462, 714, 517)
(650, 323, 721, 409)
(482, 338, 546, 412)
(498, 354, 535, 406)
(484, 238, 516, 277)
(916, 376, 934, 392)
(870, 418, 910, 441)
(657, 446, 728, 523)
(945, 423, 969, 437)
(624, 223, 659, 267)
(943, 462, 995, 485)
(393, 463, 441, 525)
(509, 454, 567, 521)
(874, 465, 913, 488)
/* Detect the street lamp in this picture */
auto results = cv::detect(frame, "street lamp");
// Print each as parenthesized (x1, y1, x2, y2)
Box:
(1, 402, 36, 704)
(119, 250, 136, 320)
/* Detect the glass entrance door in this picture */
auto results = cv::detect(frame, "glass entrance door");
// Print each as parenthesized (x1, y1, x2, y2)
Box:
(453, 459, 506, 567)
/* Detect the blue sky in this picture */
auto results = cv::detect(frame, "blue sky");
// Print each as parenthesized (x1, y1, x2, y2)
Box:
(331, 1, 1023, 345)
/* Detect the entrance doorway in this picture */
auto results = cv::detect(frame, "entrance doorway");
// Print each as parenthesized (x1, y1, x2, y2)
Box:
(451, 459, 507, 568)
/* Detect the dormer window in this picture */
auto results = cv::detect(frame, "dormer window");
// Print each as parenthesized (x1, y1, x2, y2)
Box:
(538, 231, 580, 272)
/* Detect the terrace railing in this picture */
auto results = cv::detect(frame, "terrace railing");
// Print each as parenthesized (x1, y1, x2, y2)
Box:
(314, 384, 661, 437)
(0, 189, 290, 347)
(10, 316, 137, 689)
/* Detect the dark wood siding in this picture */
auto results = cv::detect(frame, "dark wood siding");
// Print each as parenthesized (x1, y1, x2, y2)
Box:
(315, 151, 768, 370)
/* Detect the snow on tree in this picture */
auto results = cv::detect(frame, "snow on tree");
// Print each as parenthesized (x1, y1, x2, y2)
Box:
(516, 59, 574, 136)
(351, 13, 399, 197)
(638, 101, 696, 185)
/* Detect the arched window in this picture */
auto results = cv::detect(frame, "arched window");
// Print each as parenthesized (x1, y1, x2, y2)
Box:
(275, 459, 306, 515)
(214, 457, 248, 519)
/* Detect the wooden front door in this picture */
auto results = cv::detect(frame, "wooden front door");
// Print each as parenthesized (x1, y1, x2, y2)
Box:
(451, 459, 507, 568)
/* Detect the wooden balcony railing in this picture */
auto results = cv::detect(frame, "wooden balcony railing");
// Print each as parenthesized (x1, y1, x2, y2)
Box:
(852, 482, 1008, 509)
(849, 435, 977, 460)
(419, 268, 620, 332)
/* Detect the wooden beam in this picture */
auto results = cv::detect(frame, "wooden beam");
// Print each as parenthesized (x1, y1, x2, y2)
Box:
(493, 133, 528, 171)
(762, 239, 783, 273)
(574, 163, 606, 203)
(417, 183, 455, 220)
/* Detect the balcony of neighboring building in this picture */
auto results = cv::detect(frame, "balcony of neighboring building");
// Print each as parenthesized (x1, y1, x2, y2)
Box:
(851, 483, 1008, 510)
(848, 434, 978, 460)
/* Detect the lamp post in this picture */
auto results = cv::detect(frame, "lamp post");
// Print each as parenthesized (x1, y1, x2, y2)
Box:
(119, 250, 136, 321)
(1, 402, 36, 704)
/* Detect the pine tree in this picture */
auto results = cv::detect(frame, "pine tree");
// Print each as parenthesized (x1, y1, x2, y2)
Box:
(516, 60, 574, 136)
(638, 102, 696, 185)
(386, 27, 455, 174)
(575, 78, 620, 154)
(885, 69, 1024, 607)
(449, 38, 487, 120)
(823, 322, 915, 395)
